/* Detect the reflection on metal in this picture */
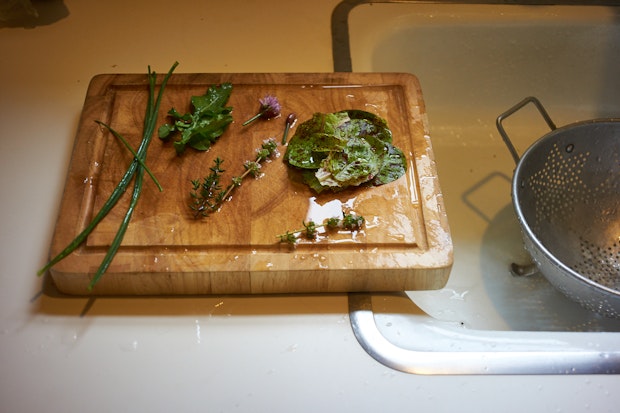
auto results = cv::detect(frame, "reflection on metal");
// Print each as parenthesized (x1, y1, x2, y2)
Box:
(331, 0, 620, 72)
(348, 293, 620, 374)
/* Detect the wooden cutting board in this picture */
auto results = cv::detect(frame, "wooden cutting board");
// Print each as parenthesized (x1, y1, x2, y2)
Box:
(47, 72, 453, 295)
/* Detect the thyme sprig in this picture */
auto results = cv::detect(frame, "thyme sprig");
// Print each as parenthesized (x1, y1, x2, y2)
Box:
(190, 138, 279, 218)
(277, 213, 365, 245)
(189, 158, 226, 218)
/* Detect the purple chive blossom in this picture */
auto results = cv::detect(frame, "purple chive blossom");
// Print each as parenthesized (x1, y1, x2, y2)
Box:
(259, 95, 281, 118)
(243, 95, 281, 126)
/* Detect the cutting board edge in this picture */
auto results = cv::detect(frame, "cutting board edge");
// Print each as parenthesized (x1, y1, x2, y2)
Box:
(49, 263, 452, 296)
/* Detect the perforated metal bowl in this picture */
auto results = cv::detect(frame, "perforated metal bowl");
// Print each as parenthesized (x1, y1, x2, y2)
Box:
(497, 97, 620, 318)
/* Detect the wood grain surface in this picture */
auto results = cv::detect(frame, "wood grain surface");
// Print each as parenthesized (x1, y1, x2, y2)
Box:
(47, 72, 453, 295)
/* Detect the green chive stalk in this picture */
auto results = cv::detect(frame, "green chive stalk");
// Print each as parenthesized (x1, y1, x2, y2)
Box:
(95, 120, 162, 192)
(38, 62, 178, 289)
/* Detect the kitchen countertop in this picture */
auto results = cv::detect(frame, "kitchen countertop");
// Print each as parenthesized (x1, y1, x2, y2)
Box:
(1, 1, 618, 412)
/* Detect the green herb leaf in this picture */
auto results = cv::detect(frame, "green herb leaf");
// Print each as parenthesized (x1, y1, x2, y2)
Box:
(159, 83, 233, 154)
(372, 144, 407, 185)
(158, 123, 175, 139)
(283, 110, 406, 193)
(277, 213, 365, 246)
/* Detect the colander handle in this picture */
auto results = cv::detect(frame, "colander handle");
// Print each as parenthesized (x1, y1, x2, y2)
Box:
(496, 96, 557, 164)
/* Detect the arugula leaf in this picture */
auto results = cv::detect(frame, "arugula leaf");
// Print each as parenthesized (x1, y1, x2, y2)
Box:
(159, 83, 233, 154)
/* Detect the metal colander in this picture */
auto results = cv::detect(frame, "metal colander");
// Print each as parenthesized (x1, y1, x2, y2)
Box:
(497, 97, 620, 318)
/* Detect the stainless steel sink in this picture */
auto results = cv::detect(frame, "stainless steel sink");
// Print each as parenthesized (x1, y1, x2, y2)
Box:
(333, 0, 620, 374)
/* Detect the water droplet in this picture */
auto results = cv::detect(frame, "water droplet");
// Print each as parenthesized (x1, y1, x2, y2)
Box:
(195, 320, 202, 344)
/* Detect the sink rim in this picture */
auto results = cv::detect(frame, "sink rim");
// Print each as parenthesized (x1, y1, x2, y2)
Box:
(337, 0, 620, 374)
(332, 0, 620, 72)
(349, 292, 620, 374)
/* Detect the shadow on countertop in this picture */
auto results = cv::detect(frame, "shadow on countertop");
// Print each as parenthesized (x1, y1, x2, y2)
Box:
(0, 0, 68, 29)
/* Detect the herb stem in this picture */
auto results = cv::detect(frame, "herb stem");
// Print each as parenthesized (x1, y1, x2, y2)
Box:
(242, 111, 264, 126)
(218, 184, 236, 204)
(218, 148, 270, 203)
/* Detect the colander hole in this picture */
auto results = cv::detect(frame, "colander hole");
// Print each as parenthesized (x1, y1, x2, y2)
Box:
(565, 144, 574, 153)
(574, 237, 620, 291)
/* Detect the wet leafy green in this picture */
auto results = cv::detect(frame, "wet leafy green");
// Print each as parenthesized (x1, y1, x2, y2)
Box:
(283, 110, 406, 193)
(158, 83, 233, 154)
